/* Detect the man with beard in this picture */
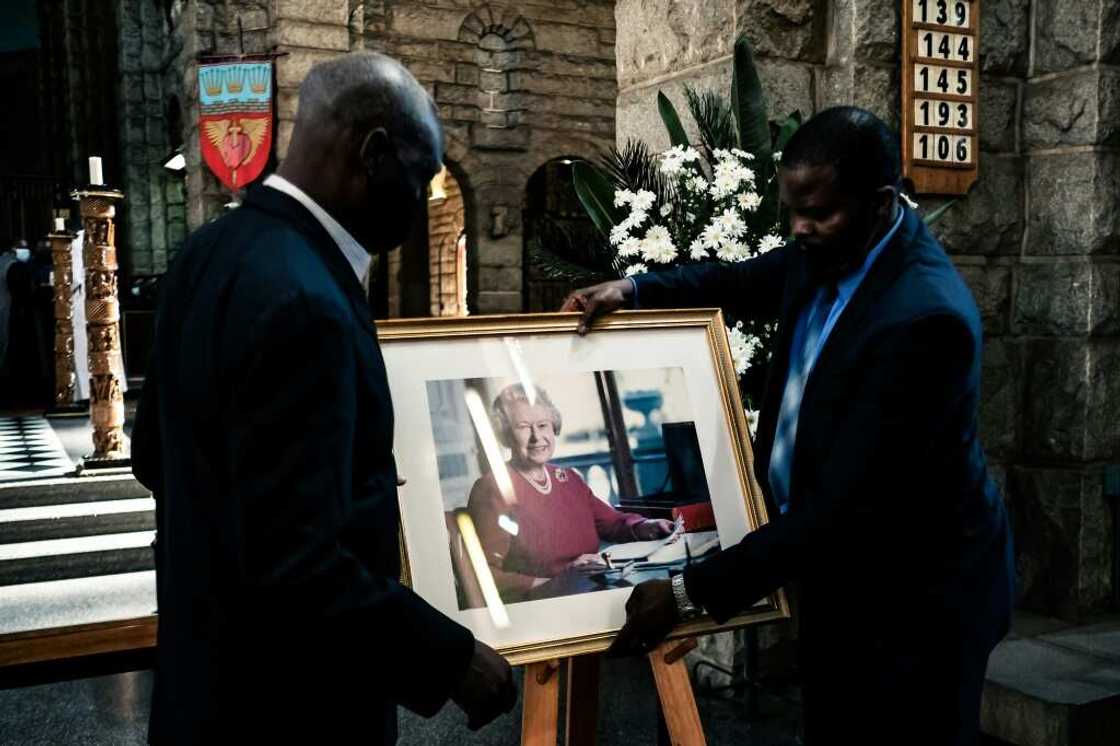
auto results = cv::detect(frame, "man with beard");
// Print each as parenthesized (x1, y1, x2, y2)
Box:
(562, 107, 1014, 745)
(132, 53, 516, 744)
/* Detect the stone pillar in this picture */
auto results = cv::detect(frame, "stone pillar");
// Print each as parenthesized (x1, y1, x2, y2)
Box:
(1007, 0, 1120, 618)
(270, 0, 353, 162)
(49, 224, 79, 409)
(75, 188, 129, 465)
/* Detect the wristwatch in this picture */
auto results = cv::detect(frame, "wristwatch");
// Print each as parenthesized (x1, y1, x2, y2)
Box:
(671, 573, 701, 619)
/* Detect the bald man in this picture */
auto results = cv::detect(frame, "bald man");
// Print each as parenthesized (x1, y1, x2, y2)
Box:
(132, 53, 516, 744)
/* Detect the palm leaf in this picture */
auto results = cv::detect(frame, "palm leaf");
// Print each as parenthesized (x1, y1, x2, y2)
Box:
(573, 161, 620, 238)
(598, 140, 673, 206)
(684, 86, 737, 156)
(730, 35, 772, 181)
(658, 91, 690, 148)
(528, 243, 615, 285)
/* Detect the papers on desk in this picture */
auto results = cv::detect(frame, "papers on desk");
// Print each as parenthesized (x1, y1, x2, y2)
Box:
(602, 531, 720, 566)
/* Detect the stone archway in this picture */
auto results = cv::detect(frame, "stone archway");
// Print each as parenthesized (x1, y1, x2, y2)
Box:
(522, 156, 601, 312)
(427, 163, 468, 316)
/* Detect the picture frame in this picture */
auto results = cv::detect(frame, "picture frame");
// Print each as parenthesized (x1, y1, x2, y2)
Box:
(380, 309, 789, 666)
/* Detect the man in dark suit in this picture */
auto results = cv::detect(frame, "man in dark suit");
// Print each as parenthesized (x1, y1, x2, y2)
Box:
(563, 107, 1014, 745)
(132, 52, 516, 744)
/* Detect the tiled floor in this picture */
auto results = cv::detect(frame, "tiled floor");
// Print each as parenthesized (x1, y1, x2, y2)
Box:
(0, 657, 803, 745)
(0, 417, 74, 482)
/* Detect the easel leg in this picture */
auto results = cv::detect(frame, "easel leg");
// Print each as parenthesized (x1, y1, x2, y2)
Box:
(565, 654, 600, 746)
(522, 659, 561, 746)
(648, 639, 706, 746)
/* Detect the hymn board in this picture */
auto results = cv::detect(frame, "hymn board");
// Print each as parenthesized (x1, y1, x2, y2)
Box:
(901, 0, 980, 195)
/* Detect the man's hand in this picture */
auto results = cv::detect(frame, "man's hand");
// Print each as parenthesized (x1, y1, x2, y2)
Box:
(560, 279, 634, 335)
(631, 519, 675, 540)
(606, 578, 678, 657)
(452, 639, 517, 730)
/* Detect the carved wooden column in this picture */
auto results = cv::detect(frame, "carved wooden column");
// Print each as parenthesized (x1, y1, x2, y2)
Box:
(73, 187, 129, 465)
(48, 219, 78, 409)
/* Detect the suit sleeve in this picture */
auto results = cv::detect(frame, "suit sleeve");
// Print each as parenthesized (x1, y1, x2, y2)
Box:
(632, 242, 791, 321)
(683, 313, 976, 622)
(225, 292, 473, 716)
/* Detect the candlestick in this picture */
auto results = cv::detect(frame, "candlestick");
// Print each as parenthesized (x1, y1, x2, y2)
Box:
(89, 156, 103, 186)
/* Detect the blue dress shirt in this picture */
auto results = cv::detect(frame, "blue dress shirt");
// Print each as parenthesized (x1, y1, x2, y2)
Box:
(768, 207, 905, 511)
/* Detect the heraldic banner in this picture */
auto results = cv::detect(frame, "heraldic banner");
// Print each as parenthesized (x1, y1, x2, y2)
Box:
(198, 58, 273, 191)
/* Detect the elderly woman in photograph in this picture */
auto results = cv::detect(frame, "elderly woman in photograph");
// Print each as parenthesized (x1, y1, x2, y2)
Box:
(467, 383, 674, 601)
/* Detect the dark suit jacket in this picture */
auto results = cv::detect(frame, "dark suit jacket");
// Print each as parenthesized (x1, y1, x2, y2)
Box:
(635, 207, 1014, 744)
(132, 185, 474, 744)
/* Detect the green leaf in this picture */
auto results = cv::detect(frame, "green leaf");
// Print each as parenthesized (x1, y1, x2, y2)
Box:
(774, 111, 802, 154)
(658, 91, 690, 148)
(922, 198, 960, 225)
(684, 86, 737, 155)
(573, 161, 620, 239)
(527, 243, 615, 285)
(599, 140, 673, 206)
(730, 35, 772, 179)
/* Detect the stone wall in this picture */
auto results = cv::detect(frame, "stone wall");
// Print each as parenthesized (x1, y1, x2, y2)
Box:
(614, 0, 1120, 619)
(356, 0, 618, 313)
(171, 1, 616, 315)
(115, 0, 187, 276)
(427, 168, 467, 316)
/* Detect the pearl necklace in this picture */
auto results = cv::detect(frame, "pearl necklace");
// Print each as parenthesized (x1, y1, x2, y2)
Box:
(521, 467, 552, 495)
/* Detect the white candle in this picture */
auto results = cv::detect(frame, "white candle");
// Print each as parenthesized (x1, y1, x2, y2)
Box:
(54, 217, 65, 232)
(89, 156, 103, 186)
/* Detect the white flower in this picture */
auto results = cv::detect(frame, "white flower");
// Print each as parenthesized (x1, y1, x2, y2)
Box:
(757, 234, 785, 254)
(640, 225, 678, 263)
(700, 221, 729, 250)
(624, 263, 648, 276)
(631, 190, 656, 212)
(687, 176, 708, 193)
(622, 209, 648, 232)
(772, 151, 782, 163)
(659, 145, 701, 176)
(617, 235, 641, 258)
(609, 223, 630, 245)
(738, 192, 763, 212)
(745, 408, 759, 437)
(710, 172, 740, 200)
(712, 148, 732, 162)
(732, 148, 755, 161)
(714, 208, 746, 238)
(715, 240, 750, 262)
(688, 237, 708, 260)
(727, 325, 762, 376)
(659, 203, 673, 217)
(614, 189, 635, 208)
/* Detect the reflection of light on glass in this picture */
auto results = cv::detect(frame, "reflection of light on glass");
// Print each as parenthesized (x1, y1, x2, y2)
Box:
(497, 513, 519, 536)
(587, 465, 613, 504)
(503, 337, 536, 406)
(464, 388, 517, 507)
(456, 512, 511, 629)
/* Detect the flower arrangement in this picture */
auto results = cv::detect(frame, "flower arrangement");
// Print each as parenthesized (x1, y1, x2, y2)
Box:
(568, 35, 802, 412)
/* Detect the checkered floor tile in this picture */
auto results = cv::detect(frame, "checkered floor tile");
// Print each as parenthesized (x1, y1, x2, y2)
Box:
(0, 417, 75, 481)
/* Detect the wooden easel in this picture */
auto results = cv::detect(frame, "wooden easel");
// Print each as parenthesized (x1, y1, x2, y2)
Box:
(521, 637, 705, 746)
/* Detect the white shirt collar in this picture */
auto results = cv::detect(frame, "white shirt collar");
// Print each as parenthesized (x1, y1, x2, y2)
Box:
(262, 174, 371, 288)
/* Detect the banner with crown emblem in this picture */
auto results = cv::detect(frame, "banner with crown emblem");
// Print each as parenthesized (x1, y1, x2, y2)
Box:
(198, 58, 273, 191)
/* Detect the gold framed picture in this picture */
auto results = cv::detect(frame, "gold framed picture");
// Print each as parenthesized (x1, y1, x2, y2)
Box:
(380, 309, 789, 665)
